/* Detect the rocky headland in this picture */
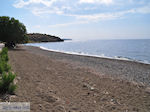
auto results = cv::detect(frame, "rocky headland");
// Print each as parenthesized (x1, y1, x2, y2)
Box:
(27, 33, 64, 43)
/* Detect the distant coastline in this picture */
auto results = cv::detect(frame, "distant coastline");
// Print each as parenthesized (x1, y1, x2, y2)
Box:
(27, 33, 64, 43)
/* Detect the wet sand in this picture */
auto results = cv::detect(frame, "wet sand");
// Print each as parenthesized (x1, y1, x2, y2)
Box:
(5, 46, 150, 112)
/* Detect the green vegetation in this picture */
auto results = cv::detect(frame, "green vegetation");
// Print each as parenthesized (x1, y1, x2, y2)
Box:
(0, 61, 11, 74)
(0, 48, 17, 94)
(0, 47, 9, 62)
(0, 48, 11, 74)
(0, 72, 17, 94)
(0, 16, 28, 48)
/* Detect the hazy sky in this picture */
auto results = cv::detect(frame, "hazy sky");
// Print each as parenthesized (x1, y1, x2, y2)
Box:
(0, 0, 150, 40)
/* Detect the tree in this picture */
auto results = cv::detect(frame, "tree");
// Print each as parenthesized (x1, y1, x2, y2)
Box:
(0, 16, 28, 48)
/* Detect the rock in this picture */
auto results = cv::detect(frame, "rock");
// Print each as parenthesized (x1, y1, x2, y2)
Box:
(10, 95, 16, 100)
(102, 91, 109, 95)
(54, 105, 65, 112)
(94, 100, 97, 103)
(41, 95, 58, 103)
(101, 98, 107, 101)
(83, 83, 88, 88)
(38, 104, 43, 110)
(90, 87, 95, 91)
(72, 107, 79, 111)
(39, 104, 42, 107)
(17, 77, 21, 80)
(145, 87, 150, 94)
(110, 98, 118, 105)
(82, 83, 97, 91)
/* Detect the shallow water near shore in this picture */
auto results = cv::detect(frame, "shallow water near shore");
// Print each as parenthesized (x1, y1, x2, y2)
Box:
(26, 39, 150, 64)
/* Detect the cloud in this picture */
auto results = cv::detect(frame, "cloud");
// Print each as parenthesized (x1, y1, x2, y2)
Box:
(79, 0, 113, 5)
(49, 21, 89, 27)
(13, 0, 150, 27)
(64, 6, 149, 22)
(13, 0, 58, 8)
(47, 10, 133, 27)
(135, 5, 150, 14)
(31, 7, 64, 16)
(48, 5, 150, 27)
(13, 0, 150, 16)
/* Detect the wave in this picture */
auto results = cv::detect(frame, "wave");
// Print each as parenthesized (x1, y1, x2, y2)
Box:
(38, 46, 150, 65)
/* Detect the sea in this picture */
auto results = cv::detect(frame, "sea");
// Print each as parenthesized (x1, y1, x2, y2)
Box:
(26, 39, 150, 64)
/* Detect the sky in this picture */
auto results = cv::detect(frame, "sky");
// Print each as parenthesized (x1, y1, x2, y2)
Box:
(0, 0, 150, 40)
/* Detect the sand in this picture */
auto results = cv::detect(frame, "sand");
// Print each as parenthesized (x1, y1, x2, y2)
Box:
(2, 46, 150, 112)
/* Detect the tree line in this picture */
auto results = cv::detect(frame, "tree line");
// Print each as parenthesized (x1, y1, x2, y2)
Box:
(0, 16, 28, 48)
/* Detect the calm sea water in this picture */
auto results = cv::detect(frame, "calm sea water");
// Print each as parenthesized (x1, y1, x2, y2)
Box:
(27, 39, 150, 64)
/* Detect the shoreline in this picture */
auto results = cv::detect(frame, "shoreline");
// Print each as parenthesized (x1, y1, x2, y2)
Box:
(24, 45, 150, 86)
(25, 44, 150, 65)
(39, 46, 150, 65)
(6, 45, 150, 111)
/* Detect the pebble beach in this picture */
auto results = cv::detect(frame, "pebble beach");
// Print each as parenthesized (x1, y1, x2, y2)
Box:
(4, 45, 150, 112)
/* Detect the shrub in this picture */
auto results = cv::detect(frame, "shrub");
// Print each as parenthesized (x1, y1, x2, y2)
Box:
(8, 84, 17, 94)
(1, 54, 9, 62)
(0, 72, 16, 94)
(0, 47, 16, 94)
(0, 61, 11, 74)
(0, 47, 9, 62)
(0, 47, 10, 74)
(0, 47, 8, 55)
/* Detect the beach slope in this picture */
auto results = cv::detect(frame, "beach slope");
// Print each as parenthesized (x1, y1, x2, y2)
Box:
(6, 46, 150, 112)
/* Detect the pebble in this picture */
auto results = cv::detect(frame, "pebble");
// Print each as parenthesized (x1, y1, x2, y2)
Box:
(145, 87, 150, 94)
